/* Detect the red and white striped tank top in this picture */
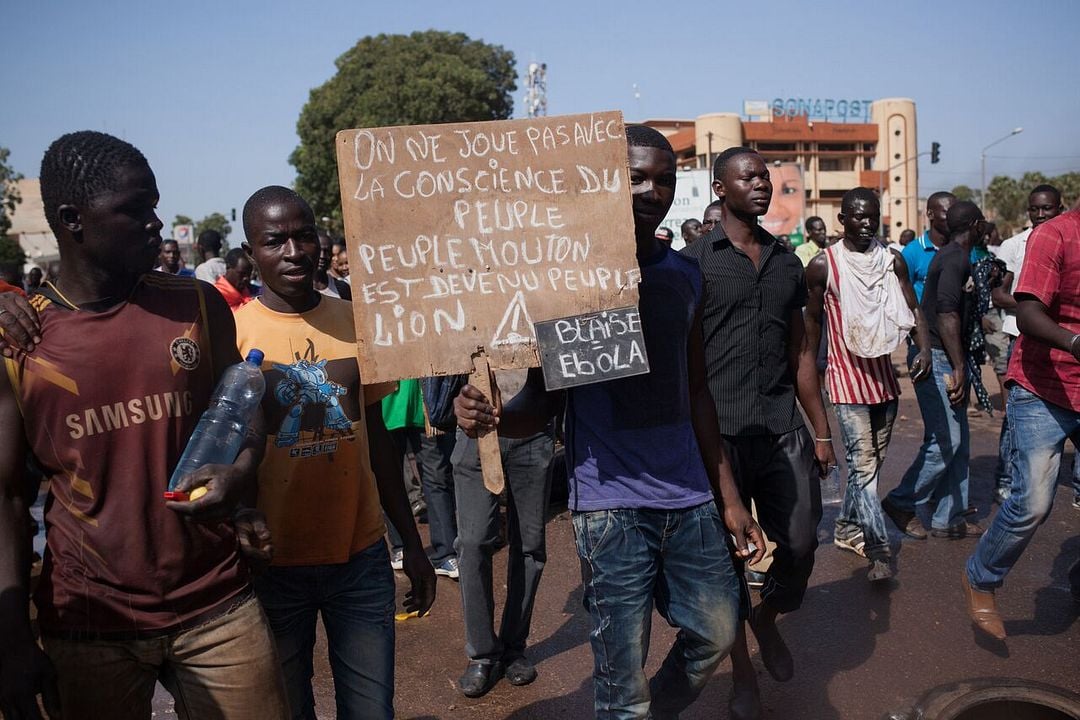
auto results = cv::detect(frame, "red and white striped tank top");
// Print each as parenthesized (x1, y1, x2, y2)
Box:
(824, 247, 901, 405)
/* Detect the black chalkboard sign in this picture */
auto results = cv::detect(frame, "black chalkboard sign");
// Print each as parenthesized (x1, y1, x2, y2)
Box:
(533, 306, 650, 390)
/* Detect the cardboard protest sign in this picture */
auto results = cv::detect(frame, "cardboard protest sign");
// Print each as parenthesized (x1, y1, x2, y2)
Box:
(335, 111, 640, 384)
(534, 307, 649, 390)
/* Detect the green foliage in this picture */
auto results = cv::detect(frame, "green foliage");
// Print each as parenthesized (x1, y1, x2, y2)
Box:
(950, 184, 975, 203)
(0, 147, 24, 238)
(985, 170, 1078, 237)
(173, 214, 194, 229)
(195, 212, 232, 243)
(290, 30, 517, 226)
(0, 234, 27, 266)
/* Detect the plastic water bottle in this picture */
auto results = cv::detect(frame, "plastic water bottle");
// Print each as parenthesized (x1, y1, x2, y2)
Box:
(820, 465, 844, 505)
(167, 349, 266, 491)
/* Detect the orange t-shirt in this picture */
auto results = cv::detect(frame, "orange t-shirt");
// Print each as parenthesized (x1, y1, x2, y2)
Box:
(233, 297, 394, 566)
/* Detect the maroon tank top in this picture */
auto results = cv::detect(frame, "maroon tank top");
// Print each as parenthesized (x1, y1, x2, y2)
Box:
(7, 274, 249, 636)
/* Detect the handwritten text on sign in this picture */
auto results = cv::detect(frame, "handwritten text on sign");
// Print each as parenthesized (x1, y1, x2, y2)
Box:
(336, 112, 640, 383)
(534, 307, 650, 391)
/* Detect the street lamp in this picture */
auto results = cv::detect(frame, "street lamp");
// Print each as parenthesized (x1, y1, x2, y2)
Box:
(981, 127, 1023, 210)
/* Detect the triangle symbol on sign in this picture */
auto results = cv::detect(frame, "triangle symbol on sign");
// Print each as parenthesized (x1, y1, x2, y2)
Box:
(492, 291, 535, 347)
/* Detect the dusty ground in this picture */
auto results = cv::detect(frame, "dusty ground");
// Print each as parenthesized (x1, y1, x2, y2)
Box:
(130, 360, 1079, 718)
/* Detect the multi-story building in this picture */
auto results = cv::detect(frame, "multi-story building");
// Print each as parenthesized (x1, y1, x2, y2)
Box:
(645, 97, 920, 240)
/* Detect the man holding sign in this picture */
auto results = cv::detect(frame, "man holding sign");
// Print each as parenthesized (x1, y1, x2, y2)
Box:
(455, 126, 764, 719)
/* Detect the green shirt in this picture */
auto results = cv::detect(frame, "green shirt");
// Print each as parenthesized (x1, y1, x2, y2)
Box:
(381, 378, 425, 430)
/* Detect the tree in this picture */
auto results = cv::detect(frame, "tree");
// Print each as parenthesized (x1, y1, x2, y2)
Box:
(173, 214, 195, 229)
(984, 170, 1080, 236)
(290, 30, 517, 228)
(0, 235, 26, 266)
(1054, 172, 1080, 209)
(0, 146, 24, 238)
(950, 185, 975, 203)
(195, 213, 232, 243)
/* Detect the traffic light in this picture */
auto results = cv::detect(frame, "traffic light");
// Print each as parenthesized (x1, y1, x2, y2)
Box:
(931, 142, 940, 164)
(231, 208, 237, 222)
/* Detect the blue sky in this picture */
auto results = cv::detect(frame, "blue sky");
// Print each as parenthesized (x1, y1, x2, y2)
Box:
(5, 0, 1079, 234)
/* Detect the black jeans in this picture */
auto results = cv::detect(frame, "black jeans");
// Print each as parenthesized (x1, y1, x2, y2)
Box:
(723, 426, 822, 615)
(452, 429, 554, 662)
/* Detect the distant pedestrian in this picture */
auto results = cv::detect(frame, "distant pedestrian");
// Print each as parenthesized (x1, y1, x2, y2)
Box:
(194, 228, 227, 284)
(681, 217, 703, 245)
(884, 201, 987, 541)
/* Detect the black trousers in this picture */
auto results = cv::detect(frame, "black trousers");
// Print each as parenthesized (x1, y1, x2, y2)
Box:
(723, 426, 822, 615)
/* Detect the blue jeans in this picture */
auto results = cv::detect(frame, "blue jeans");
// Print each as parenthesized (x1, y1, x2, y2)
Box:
(888, 347, 969, 530)
(834, 400, 898, 559)
(573, 502, 740, 719)
(253, 540, 396, 720)
(967, 385, 1080, 590)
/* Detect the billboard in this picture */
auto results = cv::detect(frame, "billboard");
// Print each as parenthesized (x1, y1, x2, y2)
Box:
(658, 162, 806, 249)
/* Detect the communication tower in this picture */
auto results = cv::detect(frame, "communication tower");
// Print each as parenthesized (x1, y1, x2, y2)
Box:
(524, 62, 547, 118)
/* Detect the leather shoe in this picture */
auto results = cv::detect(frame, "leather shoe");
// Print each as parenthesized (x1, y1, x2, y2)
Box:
(881, 497, 927, 539)
(729, 682, 762, 720)
(962, 570, 1005, 639)
(504, 655, 537, 686)
(931, 520, 985, 539)
(457, 660, 504, 698)
(749, 607, 793, 682)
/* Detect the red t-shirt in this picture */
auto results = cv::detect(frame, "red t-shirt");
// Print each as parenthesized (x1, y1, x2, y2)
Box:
(1006, 209, 1080, 411)
(0, 280, 26, 296)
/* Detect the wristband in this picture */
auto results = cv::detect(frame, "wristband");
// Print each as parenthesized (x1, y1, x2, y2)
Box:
(1070, 334, 1080, 354)
(815, 437, 832, 443)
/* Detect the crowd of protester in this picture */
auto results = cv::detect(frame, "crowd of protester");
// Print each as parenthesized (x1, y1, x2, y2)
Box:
(0, 127, 1076, 720)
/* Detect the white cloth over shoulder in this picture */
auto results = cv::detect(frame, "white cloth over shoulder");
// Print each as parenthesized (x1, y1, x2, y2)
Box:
(832, 240, 914, 358)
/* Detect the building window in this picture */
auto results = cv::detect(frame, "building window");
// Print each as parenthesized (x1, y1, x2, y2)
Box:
(820, 158, 855, 172)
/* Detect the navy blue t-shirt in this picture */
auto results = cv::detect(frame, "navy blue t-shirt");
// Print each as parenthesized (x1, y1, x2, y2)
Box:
(565, 245, 713, 511)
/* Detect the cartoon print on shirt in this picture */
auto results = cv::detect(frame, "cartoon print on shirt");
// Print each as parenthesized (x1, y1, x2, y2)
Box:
(272, 339, 352, 447)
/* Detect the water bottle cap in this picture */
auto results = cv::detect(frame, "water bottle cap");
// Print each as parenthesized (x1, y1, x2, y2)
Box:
(245, 349, 265, 367)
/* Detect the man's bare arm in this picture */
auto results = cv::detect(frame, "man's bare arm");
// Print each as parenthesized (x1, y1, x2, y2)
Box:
(455, 367, 563, 439)
(788, 307, 835, 473)
(1017, 296, 1079, 358)
(366, 405, 435, 616)
(893, 253, 931, 381)
(687, 306, 764, 563)
(0, 365, 60, 718)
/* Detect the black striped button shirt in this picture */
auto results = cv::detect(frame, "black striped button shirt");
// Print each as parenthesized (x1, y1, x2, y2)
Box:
(681, 224, 808, 437)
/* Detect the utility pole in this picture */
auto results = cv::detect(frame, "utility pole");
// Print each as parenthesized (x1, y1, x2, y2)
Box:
(981, 127, 1023, 212)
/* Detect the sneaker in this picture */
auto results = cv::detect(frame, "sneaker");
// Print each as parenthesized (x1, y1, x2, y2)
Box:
(435, 556, 460, 580)
(834, 529, 867, 558)
(390, 548, 404, 571)
(867, 559, 893, 582)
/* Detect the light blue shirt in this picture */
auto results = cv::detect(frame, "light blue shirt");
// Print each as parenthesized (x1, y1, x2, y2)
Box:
(901, 231, 938, 302)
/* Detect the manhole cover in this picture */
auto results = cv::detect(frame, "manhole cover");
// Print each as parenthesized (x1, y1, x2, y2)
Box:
(886, 678, 1080, 720)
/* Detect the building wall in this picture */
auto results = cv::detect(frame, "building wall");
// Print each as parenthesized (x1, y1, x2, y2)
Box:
(871, 98, 919, 235)
(8, 178, 59, 267)
(644, 98, 921, 238)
